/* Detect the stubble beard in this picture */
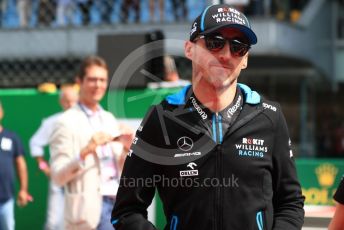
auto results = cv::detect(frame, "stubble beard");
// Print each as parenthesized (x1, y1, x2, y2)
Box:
(207, 71, 237, 93)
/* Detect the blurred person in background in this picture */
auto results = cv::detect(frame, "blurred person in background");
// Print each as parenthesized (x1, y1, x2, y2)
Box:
(76, 0, 93, 25)
(38, 0, 56, 26)
(0, 0, 7, 27)
(164, 55, 180, 82)
(17, 0, 32, 27)
(120, 0, 140, 23)
(97, 0, 115, 24)
(56, 0, 75, 27)
(147, 55, 190, 89)
(171, 0, 188, 21)
(149, 0, 164, 23)
(29, 84, 79, 230)
(49, 55, 133, 230)
(0, 101, 31, 230)
(329, 176, 344, 230)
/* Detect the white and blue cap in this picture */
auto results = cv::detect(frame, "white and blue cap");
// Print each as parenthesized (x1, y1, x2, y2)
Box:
(190, 4, 257, 45)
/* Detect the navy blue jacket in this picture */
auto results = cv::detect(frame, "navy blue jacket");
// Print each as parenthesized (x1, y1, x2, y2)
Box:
(111, 84, 305, 230)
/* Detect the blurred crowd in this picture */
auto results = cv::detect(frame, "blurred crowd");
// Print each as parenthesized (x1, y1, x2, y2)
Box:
(0, 55, 136, 230)
(0, 0, 309, 28)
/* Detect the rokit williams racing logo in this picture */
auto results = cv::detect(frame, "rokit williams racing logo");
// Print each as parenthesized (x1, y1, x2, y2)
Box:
(213, 7, 246, 25)
(180, 162, 198, 177)
(235, 138, 268, 158)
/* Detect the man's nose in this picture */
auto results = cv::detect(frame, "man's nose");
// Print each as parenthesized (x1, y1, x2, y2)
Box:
(95, 79, 104, 87)
(217, 42, 232, 60)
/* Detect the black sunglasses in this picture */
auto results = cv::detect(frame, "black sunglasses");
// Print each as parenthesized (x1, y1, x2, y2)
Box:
(196, 34, 251, 57)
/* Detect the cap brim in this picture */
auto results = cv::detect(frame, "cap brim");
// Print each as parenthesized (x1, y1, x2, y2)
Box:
(200, 24, 257, 45)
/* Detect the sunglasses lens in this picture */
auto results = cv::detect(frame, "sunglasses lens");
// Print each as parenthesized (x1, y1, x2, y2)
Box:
(205, 36, 226, 51)
(230, 40, 250, 57)
(201, 35, 250, 57)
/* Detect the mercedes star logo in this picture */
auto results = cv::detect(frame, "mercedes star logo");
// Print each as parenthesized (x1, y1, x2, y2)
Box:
(177, 136, 193, 152)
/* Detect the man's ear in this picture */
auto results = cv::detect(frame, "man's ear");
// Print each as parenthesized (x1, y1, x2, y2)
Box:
(184, 41, 194, 60)
(241, 54, 248, 69)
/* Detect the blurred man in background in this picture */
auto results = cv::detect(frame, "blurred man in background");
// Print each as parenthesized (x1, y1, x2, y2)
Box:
(120, 0, 140, 23)
(56, 0, 75, 27)
(97, 0, 115, 24)
(77, 0, 93, 25)
(17, 0, 32, 27)
(171, 0, 188, 21)
(37, 0, 56, 26)
(50, 55, 133, 230)
(0, 101, 31, 230)
(29, 84, 79, 230)
(149, 0, 164, 23)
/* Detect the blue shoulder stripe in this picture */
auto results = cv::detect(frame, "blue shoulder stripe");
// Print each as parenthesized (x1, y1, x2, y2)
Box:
(238, 83, 260, 104)
(165, 85, 191, 105)
(111, 219, 118, 225)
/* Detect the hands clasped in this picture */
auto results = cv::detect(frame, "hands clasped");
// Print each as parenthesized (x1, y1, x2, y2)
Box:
(80, 132, 113, 160)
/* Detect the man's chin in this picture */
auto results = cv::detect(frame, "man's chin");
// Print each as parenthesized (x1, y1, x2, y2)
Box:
(91, 96, 103, 103)
(93, 93, 106, 100)
(209, 67, 231, 77)
(209, 79, 233, 91)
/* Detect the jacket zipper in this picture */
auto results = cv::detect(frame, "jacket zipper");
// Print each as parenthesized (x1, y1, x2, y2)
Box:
(213, 113, 223, 230)
(212, 113, 223, 144)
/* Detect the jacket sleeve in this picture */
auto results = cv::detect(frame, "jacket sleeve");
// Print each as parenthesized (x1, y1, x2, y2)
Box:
(111, 107, 158, 230)
(29, 117, 53, 157)
(49, 119, 85, 186)
(272, 106, 305, 230)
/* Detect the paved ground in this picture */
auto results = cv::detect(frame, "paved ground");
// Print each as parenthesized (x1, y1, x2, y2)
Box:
(303, 205, 333, 229)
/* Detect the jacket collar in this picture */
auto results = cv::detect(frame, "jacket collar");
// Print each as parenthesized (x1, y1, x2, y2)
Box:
(78, 102, 103, 117)
(165, 83, 261, 106)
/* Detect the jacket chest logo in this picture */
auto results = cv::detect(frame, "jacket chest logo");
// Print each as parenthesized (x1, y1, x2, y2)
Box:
(179, 162, 198, 177)
(235, 137, 268, 158)
(177, 136, 194, 152)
